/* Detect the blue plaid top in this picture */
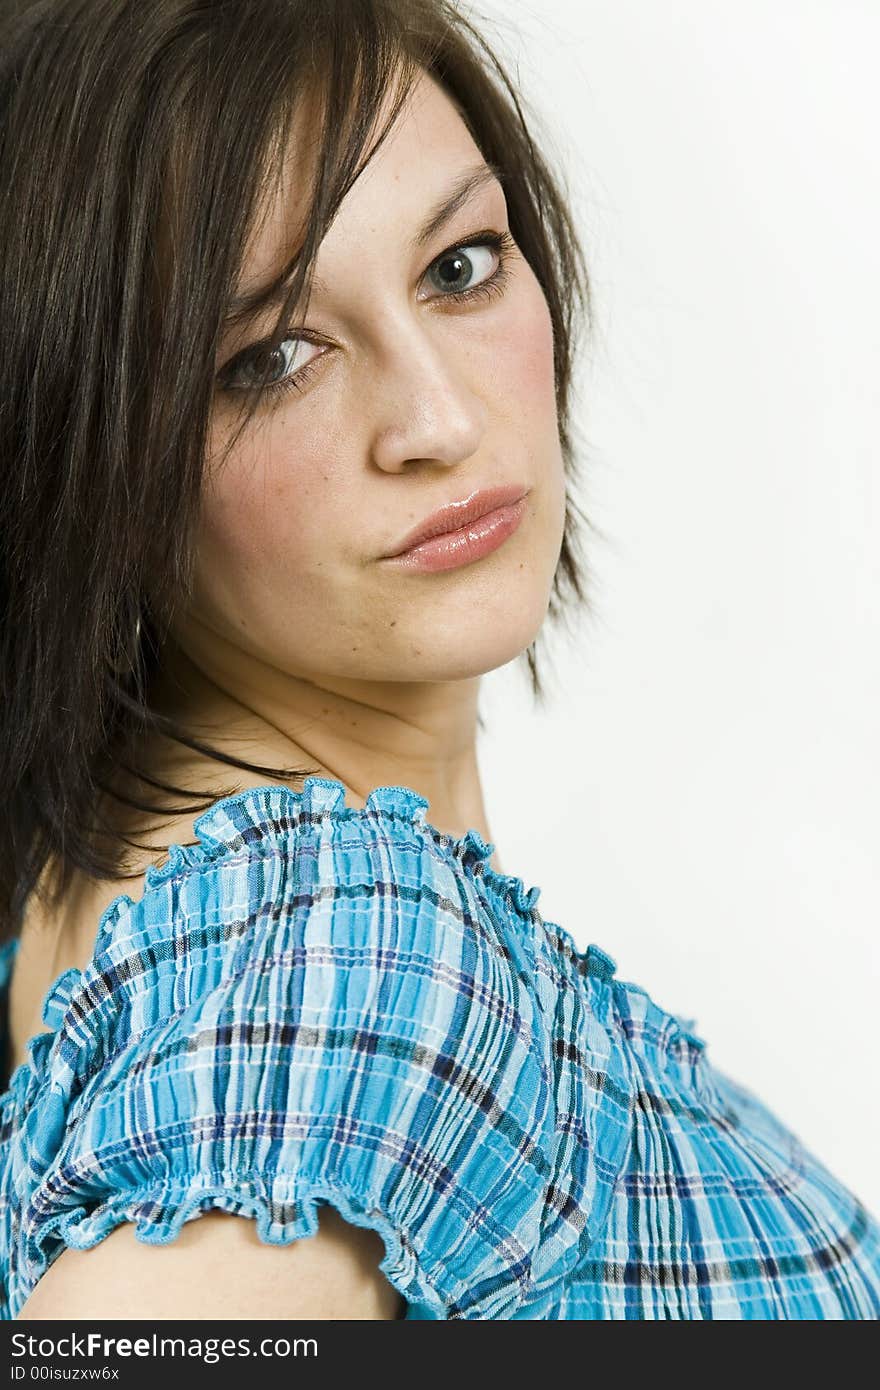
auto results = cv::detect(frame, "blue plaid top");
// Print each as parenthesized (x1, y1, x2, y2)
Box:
(1, 776, 878, 1320)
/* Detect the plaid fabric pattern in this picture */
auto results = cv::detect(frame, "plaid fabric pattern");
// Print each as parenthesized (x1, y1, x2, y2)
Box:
(0, 776, 877, 1319)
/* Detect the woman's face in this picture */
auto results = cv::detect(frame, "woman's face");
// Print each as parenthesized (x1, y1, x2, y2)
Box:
(187, 68, 566, 688)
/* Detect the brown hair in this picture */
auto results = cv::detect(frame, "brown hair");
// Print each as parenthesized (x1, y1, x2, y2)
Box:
(0, 0, 596, 942)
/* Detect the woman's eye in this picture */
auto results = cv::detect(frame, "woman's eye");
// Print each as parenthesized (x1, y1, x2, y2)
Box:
(222, 336, 321, 393)
(423, 242, 499, 298)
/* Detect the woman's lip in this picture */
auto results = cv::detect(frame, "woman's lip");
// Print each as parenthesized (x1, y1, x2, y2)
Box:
(380, 494, 529, 573)
(384, 484, 530, 557)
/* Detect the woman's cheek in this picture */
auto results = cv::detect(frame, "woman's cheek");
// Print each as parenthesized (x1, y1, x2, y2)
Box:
(202, 432, 303, 556)
(501, 291, 557, 423)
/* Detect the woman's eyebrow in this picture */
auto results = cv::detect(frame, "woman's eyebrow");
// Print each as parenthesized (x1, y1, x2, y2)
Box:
(410, 159, 504, 249)
(224, 160, 504, 326)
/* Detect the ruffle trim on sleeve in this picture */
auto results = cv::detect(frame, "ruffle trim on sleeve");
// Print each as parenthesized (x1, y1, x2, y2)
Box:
(21, 1171, 461, 1321)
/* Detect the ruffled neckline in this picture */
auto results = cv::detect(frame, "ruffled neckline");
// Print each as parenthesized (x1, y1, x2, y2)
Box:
(0, 775, 618, 1114)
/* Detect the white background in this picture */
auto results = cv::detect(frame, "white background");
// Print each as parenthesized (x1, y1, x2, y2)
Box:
(476, 1, 879, 1213)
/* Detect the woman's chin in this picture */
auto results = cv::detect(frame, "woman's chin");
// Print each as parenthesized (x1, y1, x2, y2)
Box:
(380, 630, 545, 683)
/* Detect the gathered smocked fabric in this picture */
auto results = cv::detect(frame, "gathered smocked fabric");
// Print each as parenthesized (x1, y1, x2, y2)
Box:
(0, 776, 878, 1319)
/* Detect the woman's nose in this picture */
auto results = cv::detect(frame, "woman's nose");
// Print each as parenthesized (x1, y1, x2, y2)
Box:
(366, 332, 490, 473)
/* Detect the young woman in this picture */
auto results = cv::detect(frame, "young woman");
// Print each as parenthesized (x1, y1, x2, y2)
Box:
(1, 0, 877, 1320)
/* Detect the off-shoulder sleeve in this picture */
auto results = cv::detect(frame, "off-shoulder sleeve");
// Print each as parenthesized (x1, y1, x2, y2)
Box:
(4, 779, 633, 1320)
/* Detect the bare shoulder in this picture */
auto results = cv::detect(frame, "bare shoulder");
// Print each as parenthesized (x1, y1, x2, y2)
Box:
(16, 1207, 405, 1321)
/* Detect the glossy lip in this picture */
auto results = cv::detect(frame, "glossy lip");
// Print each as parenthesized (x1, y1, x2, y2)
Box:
(382, 484, 530, 559)
(380, 491, 530, 573)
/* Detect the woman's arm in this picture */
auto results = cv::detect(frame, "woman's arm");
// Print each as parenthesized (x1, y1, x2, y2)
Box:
(16, 1206, 405, 1321)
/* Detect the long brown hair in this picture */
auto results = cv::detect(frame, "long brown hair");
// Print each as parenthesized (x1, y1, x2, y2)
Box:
(0, 0, 596, 941)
